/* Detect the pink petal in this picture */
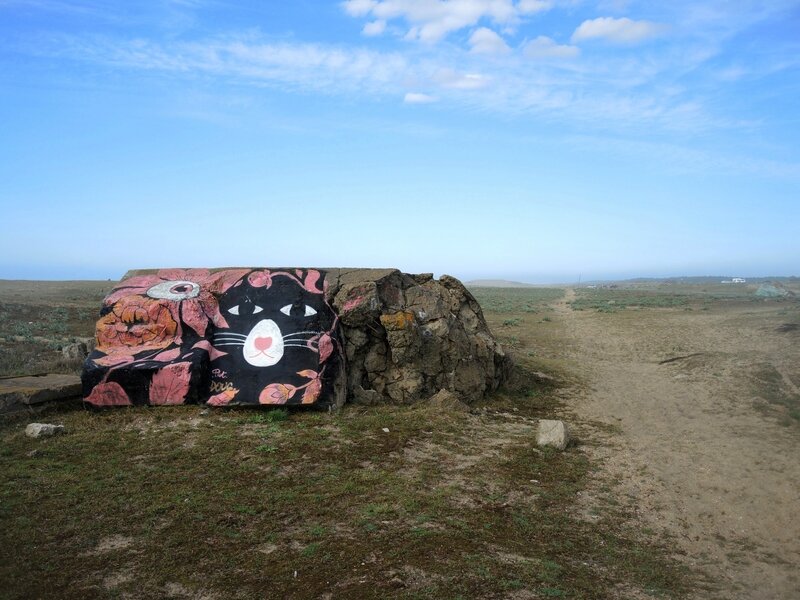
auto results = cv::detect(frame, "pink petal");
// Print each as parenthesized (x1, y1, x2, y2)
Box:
(149, 362, 192, 405)
(91, 353, 135, 367)
(259, 383, 296, 405)
(156, 268, 208, 282)
(198, 293, 228, 329)
(318, 334, 334, 363)
(302, 270, 324, 294)
(85, 381, 132, 406)
(207, 388, 239, 406)
(301, 378, 322, 404)
(205, 269, 251, 293)
(182, 298, 208, 338)
(247, 270, 272, 288)
(178, 268, 211, 283)
(103, 275, 161, 304)
(153, 348, 181, 362)
(297, 369, 318, 379)
(193, 340, 228, 361)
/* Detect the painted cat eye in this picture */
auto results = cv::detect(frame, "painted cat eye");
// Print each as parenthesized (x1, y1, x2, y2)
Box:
(280, 304, 317, 317)
(228, 304, 263, 315)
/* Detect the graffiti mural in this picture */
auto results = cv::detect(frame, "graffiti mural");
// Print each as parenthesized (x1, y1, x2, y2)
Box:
(81, 268, 343, 408)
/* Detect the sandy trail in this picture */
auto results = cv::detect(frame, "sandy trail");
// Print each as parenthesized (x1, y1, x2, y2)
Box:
(553, 289, 800, 599)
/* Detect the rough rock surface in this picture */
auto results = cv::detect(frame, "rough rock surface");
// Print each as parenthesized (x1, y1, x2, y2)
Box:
(25, 423, 66, 438)
(536, 419, 570, 450)
(325, 269, 511, 405)
(427, 389, 471, 412)
(62, 342, 88, 361)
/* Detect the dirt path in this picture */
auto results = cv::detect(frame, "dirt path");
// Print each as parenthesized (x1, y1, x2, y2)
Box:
(553, 289, 800, 599)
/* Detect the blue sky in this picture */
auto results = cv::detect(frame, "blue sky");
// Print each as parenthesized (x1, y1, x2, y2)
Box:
(1, 0, 798, 283)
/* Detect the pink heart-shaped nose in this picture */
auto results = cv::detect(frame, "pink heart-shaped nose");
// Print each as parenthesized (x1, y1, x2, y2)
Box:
(254, 336, 273, 351)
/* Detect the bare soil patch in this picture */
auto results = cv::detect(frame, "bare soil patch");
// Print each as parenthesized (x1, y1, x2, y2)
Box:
(551, 287, 800, 599)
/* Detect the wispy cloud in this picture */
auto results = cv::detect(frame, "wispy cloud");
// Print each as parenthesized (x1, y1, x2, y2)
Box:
(404, 92, 437, 104)
(523, 36, 579, 59)
(25, 31, 729, 132)
(571, 17, 665, 44)
(12, 0, 799, 142)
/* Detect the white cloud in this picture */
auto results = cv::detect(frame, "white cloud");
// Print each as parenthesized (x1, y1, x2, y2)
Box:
(434, 68, 491, 90)
(572, 17, 664, 44)
(341, 0, 522, 43)
(342, 0, 377, 17)
(523, 35, 579, 59)
(518, 0, 553, 14)
(468, 27, 510, 55)
(404, 92, 437, 104)
(362, 19, 386, 36)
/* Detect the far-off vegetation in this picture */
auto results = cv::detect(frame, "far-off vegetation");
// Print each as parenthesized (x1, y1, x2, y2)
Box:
(0, 280, 110, 377)
(470, 287, 564, 313)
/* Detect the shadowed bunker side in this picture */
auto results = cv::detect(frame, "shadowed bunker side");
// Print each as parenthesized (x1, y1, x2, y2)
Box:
(82, 268, 510, 408)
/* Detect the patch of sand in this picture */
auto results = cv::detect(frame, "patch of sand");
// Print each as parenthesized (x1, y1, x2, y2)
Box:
(553, 289, 800, 599)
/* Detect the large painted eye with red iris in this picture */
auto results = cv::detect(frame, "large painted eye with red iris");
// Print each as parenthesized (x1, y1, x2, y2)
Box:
(280, 304, 317, 317)
(146, 280, 200, 300)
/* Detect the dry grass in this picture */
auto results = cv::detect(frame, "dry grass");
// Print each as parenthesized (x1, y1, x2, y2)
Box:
(0, 281, 692, 599)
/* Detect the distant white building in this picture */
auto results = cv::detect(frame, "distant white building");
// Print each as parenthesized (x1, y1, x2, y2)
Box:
(732, 277, 746, 283)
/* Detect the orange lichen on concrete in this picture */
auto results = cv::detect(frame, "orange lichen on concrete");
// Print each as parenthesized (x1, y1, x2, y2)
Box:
(379, 311, 416, 331)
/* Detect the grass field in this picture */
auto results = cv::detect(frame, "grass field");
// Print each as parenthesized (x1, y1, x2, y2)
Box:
(0, 280, 110, 377)
(0, 391, 689, 599)
(0, 280, 698, 599)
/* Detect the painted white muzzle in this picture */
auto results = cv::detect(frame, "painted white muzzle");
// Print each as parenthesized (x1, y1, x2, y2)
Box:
(243, 319, 285, 367)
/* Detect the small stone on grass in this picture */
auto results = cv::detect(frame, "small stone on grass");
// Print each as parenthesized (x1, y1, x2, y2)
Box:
(25, 423, 66, 438)
(536, 419, 570, 450)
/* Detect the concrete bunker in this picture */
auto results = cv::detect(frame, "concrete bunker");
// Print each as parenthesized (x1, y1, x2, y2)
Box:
(82, 268, 511, 408)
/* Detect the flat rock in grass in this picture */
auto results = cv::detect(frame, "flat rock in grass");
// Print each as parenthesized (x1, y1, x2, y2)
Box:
(0, 374, 82, 412)
(25, 423, 66, 438)
(536, 419, 570, 450)
(427, 389, 470, 412)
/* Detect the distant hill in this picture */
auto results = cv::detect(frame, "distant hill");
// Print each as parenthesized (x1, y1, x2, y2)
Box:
(614, 276, 799, 285)
(466, 279, 537, 288)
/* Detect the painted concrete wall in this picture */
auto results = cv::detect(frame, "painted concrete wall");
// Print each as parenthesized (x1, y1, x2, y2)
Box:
(82, 268, 342, 407)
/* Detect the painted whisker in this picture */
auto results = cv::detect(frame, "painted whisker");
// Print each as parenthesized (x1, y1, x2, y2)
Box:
(282, 331, 322, 339)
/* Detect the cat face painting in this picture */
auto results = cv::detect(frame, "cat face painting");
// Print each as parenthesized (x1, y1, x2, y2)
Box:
(81, 268, 342, 408)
